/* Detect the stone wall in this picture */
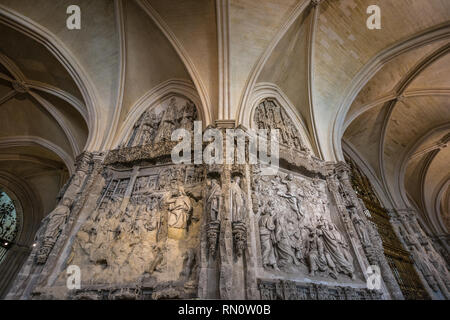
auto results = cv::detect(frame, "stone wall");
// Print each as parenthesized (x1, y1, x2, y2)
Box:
(6, 97, 404, 300)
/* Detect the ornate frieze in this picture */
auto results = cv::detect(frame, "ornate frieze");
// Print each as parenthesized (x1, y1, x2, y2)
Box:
(258, 279, 381, 300)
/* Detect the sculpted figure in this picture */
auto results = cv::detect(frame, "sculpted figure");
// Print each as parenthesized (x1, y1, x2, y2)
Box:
(398, 225, 417, 247)
(306, 227, 327, 276)
(320, 220, 355, 279)
(42, 198, 72, 242)
(166, 186, 192, 229)
(259, 201, 279, 270)
(273, 212, 300, 268)
(256, 104, 268, 129)
(154, 97, 177, 143)
(425, 245, 450, 291)
(277, 174, 303, 218)
(36, 198, 72, 263)
(205, 178, 222, 222)
(230, 176, 246, 222)
(128, 112, 144, 146)
(64, 170, 86, 200)
(255, 99, 305, 150)
(179, 101, 196, 132)
(411, 247, 439, 292)
(350, 208, 370, 245)
(263, 101, 274, 130)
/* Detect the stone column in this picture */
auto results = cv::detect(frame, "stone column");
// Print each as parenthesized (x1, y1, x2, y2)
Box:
(333, 162, 404, 300)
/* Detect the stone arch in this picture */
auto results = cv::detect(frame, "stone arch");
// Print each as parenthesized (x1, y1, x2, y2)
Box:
(113, 79, 205, 149)
(240, 82, 314, 154)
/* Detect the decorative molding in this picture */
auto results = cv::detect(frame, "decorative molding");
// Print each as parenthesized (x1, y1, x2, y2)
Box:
(0, 52, 26, 81)
(28, 91, 80, 156)
(0, 136, 75, 175)
(102, 0, 127, 151)
(0, 90, 17, 107)
(216, 0, 230, 120)
(342, 88, 450, 132)
(306, 1, 323, 159)
(410, 133, 450, 160)
(26, 80, 88, 124)
(434, 178, 450, 234)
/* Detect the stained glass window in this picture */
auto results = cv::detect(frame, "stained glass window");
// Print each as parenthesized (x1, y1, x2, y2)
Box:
(0, 190, 18, 264)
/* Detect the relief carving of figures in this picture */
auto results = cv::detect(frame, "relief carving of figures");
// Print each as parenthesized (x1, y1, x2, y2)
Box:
(305, 227, 328, 276)
(318, 219, 355, 279)
(276, 173, 304, 218)
(259, 201, 279, 270)
(349, 207, 370, 246)
(254, 99, 308, 152)
(254, 170, 356, 280)
(36, 197, 72, 264)
(424, 245, 450, 293)
(154, 97, 178, 144)
(165, 185, 193, 229)
(67, 164, 203, 287)
(273, 211, 300, 269)
(126, 96, 197, 148)
(410, 247, 440, 292)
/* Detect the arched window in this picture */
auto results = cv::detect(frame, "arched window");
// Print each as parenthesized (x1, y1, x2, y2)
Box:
(0, 191, 18, 264)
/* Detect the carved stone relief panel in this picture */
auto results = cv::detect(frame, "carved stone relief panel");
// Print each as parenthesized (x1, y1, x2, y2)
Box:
(391, 210, 450, 298)
(126, 96, 198, 148)
(252, 169, 358, 282)
(65, 163, 204, 289)
(258, 279, 381, 300)
(253, 98, 308, 152)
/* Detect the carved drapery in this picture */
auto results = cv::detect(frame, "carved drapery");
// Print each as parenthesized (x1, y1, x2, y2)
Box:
(252, 166, 357, 282)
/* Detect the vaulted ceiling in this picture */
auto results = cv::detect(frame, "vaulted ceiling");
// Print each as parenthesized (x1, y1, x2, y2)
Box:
(0, 0, 448, 237)
(343, 30, 450, 236)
